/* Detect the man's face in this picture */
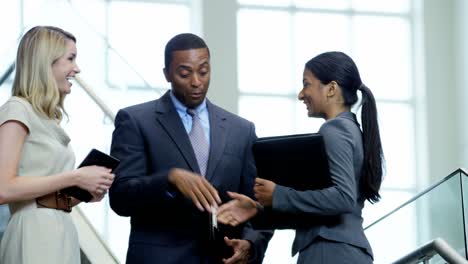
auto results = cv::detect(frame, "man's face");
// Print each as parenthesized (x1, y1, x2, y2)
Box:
(164, 48, 210, 108)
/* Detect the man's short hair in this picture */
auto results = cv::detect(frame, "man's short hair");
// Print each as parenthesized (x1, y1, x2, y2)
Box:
(164, 33, 210, 69)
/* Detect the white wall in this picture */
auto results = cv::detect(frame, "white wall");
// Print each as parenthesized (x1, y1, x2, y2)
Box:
(423, 0, 460, 184)
(424, 0, 466, 182)
(454, 0, 468, 171)
(202, 0, 239, 113)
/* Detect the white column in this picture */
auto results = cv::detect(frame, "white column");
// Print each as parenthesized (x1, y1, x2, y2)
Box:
(423, 0, 459, 182)
(455, 0, 468, 170)
(201, 0, 239, 114)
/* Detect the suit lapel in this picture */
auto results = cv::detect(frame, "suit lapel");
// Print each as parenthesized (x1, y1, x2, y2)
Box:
(155, 92, 200, 173)
(205, 101, 227, 181)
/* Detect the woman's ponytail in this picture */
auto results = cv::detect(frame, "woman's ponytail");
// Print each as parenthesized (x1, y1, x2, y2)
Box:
(305, 52, 385, 203)
(359, 84, 384, 203)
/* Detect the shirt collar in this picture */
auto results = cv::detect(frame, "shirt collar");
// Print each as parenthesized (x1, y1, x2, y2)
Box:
(169, 90, 207, 116)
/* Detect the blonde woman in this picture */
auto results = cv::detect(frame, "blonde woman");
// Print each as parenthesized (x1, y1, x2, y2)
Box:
(0, 26, 114, 264)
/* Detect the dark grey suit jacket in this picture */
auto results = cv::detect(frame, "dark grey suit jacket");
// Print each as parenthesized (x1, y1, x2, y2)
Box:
(109, 91, 271, 264)
(272, 111, 373, 261)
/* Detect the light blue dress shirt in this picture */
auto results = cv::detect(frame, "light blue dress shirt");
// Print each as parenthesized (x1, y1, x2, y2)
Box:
(169, 91, 210, 144)
(166, 92, 211, 198)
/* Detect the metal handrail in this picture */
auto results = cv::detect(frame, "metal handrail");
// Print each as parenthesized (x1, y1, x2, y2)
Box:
(0, 63, 14, 87)
(393, 238, 468, 264)
(72, 206, 120, 263)
(0, 65, 115, 123)
(65, 0, 159, 94)
(71, 76, 119, 263)
(74, 76, 115, 121)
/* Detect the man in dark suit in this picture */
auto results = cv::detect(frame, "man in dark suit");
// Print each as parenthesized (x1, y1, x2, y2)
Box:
(109, 33, 271, 264)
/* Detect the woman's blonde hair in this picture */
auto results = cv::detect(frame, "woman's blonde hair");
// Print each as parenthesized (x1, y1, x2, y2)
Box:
(12, 26, 76, 121)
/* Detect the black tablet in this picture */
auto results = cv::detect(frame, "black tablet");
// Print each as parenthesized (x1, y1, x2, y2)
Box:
(62, 149, 120, 202)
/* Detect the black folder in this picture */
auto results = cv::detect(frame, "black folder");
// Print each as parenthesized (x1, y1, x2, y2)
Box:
(252, 133, 331, 191)
(61, 149, 120, 202)
(251, 133, 334, 229)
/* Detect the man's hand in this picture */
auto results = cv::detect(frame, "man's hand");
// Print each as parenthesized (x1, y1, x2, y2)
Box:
(168, 168, 221, 212)
(254, 178, 276, 207)
(222, 236, 251, 264)
(217, 191, 257, 226)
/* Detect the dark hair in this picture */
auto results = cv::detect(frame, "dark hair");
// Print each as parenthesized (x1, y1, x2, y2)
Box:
(164, 33, 210, 69)
(305, 51, 384, 203)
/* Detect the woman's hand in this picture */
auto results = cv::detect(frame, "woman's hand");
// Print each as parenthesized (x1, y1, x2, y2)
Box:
(217, 191, 258, 226)
(74, 165, 114, 197)
(254, 178, 276, 207)
(89, 193, 106, 203)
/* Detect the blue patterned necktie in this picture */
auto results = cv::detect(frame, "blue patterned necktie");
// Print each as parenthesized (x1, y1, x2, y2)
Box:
(187, 108, 209, 176)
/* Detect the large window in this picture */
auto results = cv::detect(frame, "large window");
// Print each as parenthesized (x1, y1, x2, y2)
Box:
(237, 1, 419, 263)
(107, 1, 190, 90)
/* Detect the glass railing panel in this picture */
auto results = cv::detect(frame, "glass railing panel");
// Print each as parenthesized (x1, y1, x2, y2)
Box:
(422, 171, 466, 263)
(462, 169, 468, 257)
(364, 170, 467, 263)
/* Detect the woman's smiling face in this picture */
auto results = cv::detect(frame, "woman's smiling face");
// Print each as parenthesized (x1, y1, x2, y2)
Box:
(298, 68, 328, 118)
(52, 39, 80, 96)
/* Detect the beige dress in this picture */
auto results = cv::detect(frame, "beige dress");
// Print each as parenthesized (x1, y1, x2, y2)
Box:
(0, 96, 80, 264)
